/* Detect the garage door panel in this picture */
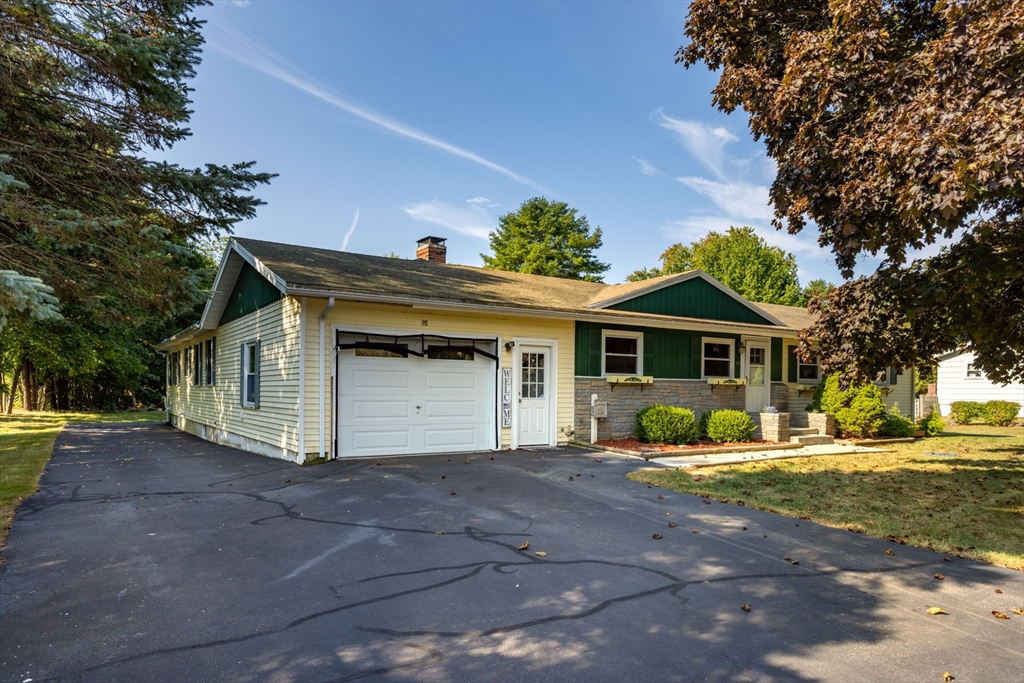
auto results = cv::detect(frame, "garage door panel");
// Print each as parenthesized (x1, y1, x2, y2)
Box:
(423, 399, 482, 419)
(424, 428, 485, 449)
(351, 429, 411, 452)
(352, 368, 412, 389)
(424, 370, 479, 390)
(352, 400, 411, 420)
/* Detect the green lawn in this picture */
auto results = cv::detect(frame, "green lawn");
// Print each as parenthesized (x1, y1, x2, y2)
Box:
(628, 425, 1024, 570)
(0, 410, 165, 549)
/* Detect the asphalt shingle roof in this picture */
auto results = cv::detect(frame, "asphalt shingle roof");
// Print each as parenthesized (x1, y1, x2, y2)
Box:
(234, 238, 813, 332)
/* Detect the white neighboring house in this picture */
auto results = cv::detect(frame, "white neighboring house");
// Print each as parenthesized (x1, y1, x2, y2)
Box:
(935, 351, 1024, 418)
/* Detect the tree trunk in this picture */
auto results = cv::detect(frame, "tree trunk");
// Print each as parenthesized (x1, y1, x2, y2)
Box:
(7, 365, 20, 414)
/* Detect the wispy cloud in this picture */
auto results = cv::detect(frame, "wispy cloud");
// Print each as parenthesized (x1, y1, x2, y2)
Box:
(632, 157, 663, 177)
(674, 176, 774, 223)
(655, 109, 738, 180)
(466, 197, 490, 204)
(341, 208, 359, 251)
(403, 200, 494, 239)
(212, 24, 550, 194)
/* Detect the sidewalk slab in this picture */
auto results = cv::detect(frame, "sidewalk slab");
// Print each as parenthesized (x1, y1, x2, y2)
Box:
(647, 442, 888, 469)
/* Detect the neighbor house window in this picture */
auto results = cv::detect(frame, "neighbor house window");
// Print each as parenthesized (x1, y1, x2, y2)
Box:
(205, 338, 216, 385)
(241, 340, 260, 408)
(965, 363, 984, 379)
(798, 355, 820, 383)
(702, 338, 734, 379)
(602, 331, 642, 375)
(876, 367, 894, 386)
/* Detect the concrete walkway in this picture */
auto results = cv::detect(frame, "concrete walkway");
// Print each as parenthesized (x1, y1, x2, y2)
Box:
(643, 443, 888, 469)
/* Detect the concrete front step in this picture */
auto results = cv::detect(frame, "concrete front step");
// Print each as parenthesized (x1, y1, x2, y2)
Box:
(789, 427, 819, 436)
(790, 434, 835, 445)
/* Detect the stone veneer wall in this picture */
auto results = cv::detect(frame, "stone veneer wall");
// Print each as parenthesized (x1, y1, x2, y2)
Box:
(574, 377, 745, 442)
(770, 382, 790, 412)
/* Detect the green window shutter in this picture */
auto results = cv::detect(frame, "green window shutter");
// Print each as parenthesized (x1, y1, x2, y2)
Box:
(690, 336, 701, 379)
(771, 338, 783, 382)
(253, 340, 261, 408)
(787, 345, 798, 383)
(211, 338, 216, 385)
(889, 366, 898, 385)
(643, 334, 655, 376)
(239, 342, 246, 406)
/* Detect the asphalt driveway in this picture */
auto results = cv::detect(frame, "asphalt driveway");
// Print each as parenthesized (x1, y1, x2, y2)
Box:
(1, 423, 1021, 682)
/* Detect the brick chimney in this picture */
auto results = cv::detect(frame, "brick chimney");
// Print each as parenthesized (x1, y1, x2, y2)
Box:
(416, 236, 447, 263)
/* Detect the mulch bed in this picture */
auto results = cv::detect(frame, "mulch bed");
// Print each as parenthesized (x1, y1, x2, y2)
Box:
(596, 437, 776, 453)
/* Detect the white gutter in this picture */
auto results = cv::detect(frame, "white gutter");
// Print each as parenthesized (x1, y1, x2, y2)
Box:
(297, 297, 307, 464)
(286, 286, 800, 337)
(318, 297, 335, 459)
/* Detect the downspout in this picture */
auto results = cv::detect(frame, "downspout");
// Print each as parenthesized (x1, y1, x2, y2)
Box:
(319, 297, 335, 459)
(297, 297, 307, 463)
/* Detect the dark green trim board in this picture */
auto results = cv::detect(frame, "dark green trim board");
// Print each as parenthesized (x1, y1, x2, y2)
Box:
(220, 263, 284, 325)
(606, 278, 777, 326)
(575, 322, 741, 379)
(771, 338, 783, 382)
(787, 345, 798, 383)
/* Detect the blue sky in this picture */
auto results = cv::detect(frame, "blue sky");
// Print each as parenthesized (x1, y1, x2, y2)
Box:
(166, 1, 856, 285)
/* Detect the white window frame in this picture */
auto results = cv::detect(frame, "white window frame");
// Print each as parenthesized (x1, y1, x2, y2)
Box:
(875, 368, 892, 386)
(701, 337, 735, 380)
(242, 341, 258, 408)
(797, 354, 820, 384)
(965, 363, 984, 379)
(601, 330, 643, 377)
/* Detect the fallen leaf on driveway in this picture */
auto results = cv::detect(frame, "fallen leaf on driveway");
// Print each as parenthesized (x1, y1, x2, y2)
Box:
(885, 549, 895, 555)
(784, 557, 792, 561)
(943, 672, 953, 681)
(435, 531, 445, 535)
(934, 574, 945, 580)
(450, 491, 456, 496)
(995, 589, 1002, 593)
(657, 494, 664, 499)
(692, 530, 700, 534)
(534, 551, 547, 557)
(667, 522, 677, 528)
(652, 534, 663, 540)
(992, 611, 1010, 619)
(1012, 608, 1024, 616)
(518, 542, 530, 551)
(926, 607, 947, 615)
(741, 604, 751, 612)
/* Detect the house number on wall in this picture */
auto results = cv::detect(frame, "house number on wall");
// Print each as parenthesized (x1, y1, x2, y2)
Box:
(501, 367, 513, 427)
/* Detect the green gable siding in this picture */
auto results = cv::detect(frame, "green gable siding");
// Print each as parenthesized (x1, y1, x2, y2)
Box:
(219, 263, 283, 325)
(606, 278, 776, 326)
(575, 322, 741, 379)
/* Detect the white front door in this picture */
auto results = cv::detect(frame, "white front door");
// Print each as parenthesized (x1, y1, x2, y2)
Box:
(744, 343, 769, 412)
(517, 346, 551, 446)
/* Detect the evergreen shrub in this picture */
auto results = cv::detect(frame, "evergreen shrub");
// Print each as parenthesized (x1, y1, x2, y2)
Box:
(917, 407, 946, 437)
(879, 404, 915, 437)
(949, 401, 985, 424)
(634, 405, 698, 445)
(984, 401, 1020, 427)
(807, 374, 887, 438)
(703, 409, 756, 443)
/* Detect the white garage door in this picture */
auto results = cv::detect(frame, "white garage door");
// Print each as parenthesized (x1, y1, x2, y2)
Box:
(336, 343, 495, 458)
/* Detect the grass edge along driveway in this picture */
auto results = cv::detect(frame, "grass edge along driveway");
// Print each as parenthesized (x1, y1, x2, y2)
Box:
(0, 410, 164, 549)
(628, 425, 1024, 570)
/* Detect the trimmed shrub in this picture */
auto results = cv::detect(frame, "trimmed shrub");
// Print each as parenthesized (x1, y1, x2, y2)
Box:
(917, 407, 945, 437)
(984, 400, 1020, 427)
(634, 405, 698, 445)
(807, 374, 887, 438)
(703, 409, 756, 443)
(949, 401, 985, 425)
(879, 404, 915, 437)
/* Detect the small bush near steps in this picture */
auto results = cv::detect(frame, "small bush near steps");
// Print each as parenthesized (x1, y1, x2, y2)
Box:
(879, 404, 915, 438)
(918, 407, 945, 437)
(701, 409, 756, 443)
(634, 405, 698, 445)
(807, 374, 887, 438)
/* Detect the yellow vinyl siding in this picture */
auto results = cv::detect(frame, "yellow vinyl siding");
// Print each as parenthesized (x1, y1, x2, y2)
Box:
(780, 340, 914, 417)
(303, 299, 576, 454)
(166, 298, 301, 457)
